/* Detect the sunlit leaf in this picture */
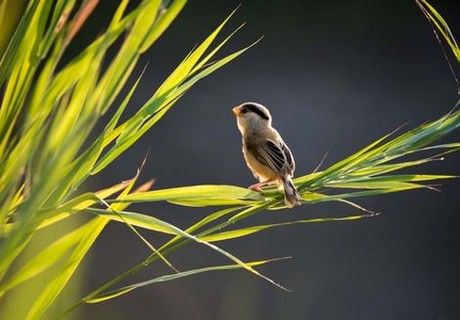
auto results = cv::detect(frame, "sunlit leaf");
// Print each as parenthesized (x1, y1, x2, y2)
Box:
(111, 185, 265, 206)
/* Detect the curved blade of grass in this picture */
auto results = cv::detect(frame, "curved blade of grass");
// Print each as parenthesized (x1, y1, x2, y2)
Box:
(153, 6, 236, 99)
(417, 0, 460, 60)
(87, 208, 176, 235)
(201, 213, 377, 242)
(345, 157, 444, 177)
(85, 257, 290, 304)
(421, 142, 460, 150)
(172, 37, 262, 100)
(87, 206, 244, 236)
(190, 21, 246, 75)
(325, 174, 455, 189)
(303, 185, 428, 204)
(139, 0, 186, 53)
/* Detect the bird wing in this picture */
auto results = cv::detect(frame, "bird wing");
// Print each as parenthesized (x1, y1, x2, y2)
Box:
(253, 139, 295, 176)
(279, 140, 296, 175)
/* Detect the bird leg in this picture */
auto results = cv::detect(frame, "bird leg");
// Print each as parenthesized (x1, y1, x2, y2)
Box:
(249, 178, 276, 194)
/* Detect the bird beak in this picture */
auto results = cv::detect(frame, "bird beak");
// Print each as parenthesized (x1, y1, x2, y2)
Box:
(232, 106, 240, 116)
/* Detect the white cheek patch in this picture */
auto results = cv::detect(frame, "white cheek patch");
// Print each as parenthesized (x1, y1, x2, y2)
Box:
(236, 118, 246, 134)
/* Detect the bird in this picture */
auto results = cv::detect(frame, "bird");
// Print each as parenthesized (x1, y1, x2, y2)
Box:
(232, 102, 302, 208)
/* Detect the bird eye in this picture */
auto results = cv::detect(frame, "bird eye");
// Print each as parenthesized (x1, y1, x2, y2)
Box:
(240, 107, 248, 113)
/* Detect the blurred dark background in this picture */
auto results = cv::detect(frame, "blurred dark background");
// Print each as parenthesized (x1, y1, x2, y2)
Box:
(82, 0, 460, 319)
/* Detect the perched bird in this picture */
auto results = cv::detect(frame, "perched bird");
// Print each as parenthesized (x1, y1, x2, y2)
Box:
(232, 102, 302, 208)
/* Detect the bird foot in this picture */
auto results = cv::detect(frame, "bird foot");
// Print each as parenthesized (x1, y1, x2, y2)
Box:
(249, 179, 276, 194)
(249, 184, 265, 194)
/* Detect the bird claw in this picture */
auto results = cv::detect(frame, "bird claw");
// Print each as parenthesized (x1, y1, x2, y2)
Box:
(249, 184, 264, 194)
(249, 179, 276, 194)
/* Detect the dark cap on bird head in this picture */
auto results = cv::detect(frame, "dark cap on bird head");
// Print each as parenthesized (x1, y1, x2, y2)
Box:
(232, 102, 271, 120)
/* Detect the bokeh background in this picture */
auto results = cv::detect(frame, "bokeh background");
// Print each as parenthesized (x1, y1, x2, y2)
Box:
(81, 0, 460, 319)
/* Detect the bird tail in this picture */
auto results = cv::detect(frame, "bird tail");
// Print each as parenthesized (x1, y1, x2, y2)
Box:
(281, 176, 302, 208)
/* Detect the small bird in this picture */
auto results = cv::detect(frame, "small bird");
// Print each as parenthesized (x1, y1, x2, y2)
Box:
(232, 102, 302, 208)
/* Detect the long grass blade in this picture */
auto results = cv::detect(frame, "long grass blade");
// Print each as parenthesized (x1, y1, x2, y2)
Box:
(201, 213, 376, 242)
(85, 257, 290, 304)
(110, 185, 265, 206)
